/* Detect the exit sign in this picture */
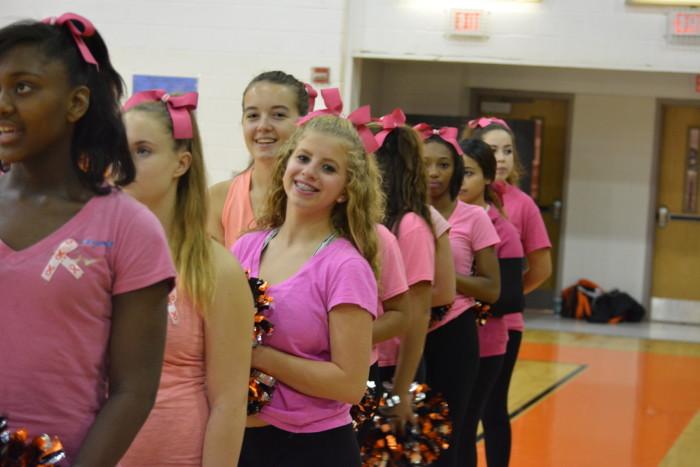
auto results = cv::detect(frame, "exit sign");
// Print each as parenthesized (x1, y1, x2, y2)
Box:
(668, 10, 700, 37)
(449, 10, 488, 37)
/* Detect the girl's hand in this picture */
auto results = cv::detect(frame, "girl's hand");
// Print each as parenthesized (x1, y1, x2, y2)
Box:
(381, 393, 415, 434)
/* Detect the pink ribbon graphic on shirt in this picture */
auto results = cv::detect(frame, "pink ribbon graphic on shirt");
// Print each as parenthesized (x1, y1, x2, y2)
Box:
(374, 108, 407, 148)
(42, 13, 99, 70)
(297, 88, 378, 153)
(304, 83, 318, 112)
(42, 239, 84, 281)
(467, 117, 512, 132)
(413, 123, 464, 156)
(123, 89, 199, 139)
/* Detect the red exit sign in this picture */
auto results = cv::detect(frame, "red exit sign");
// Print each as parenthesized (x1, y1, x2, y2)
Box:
(669, 11, 700, 37)
(449, 10, 488, 37)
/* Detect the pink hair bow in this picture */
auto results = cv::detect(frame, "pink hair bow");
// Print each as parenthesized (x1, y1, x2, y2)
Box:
(297, 88, 343, 125)
(374, 108, 406, 147)
(297, 88, 378, 153)
(304, 83, 318, 112)
(467, 116, 511, 132)
(42, 13, 99, 70)
(413, 123, 463, 156)
(123, 89, 199, 139)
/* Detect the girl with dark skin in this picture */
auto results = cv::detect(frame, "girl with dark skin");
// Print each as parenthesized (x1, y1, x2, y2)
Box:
(0, 15, 172, 466)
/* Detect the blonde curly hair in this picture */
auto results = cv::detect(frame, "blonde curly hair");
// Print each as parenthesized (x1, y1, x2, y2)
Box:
(257, 115, 384, 277)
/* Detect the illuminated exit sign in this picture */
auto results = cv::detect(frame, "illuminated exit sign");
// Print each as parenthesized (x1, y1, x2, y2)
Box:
(449, 10, 488, 37)
(668, 10, 700, 37)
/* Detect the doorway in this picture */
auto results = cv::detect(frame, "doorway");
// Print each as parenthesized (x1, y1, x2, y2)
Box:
(651, 103, 700, 324)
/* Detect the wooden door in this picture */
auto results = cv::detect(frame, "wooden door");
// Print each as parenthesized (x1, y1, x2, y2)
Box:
(651, 104, 700, 323)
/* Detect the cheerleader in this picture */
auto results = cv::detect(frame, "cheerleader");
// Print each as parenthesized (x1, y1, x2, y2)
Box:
(120, 90, 254, 466)
(0, 14, 174, 465)
(419, 123, 501, 467)
(208, 71, 310, 247)
(458, 138, 525, 467)
(232, 114, 383, 467)
(469, 117, 552, 467)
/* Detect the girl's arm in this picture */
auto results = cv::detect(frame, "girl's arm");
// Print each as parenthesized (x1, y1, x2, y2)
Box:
(73, 281, 170, 467)
(372, 291, 410, 344)
(252, 305, 372, 404)
(207, 181, 229, 244)
(456, 246, 501, 304)
(523, 248, 552, 294)
(203, 243, 255, 467)
(431, 232, 456, 307)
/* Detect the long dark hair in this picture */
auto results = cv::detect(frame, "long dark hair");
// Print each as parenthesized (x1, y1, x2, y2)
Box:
(0, 18, 133, 194)
(374, 126, 433, 235)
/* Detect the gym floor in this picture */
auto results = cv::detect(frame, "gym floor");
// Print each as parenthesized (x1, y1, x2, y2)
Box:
(478, 312, 700, 467)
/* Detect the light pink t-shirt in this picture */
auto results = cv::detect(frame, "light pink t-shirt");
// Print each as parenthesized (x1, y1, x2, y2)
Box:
(373, 225, 409, 365)
(429, 205, 451, 237)
(0, 190, 175, 464)
(430, 201, 500, 332)
(377, 212, 435, 367)
(232, 230, 378, 433)
(500, 183, 551, 332)
(121, 290, 206, 466)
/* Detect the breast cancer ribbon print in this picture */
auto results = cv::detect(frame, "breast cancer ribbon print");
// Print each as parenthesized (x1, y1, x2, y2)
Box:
(42, 239, 84, 281)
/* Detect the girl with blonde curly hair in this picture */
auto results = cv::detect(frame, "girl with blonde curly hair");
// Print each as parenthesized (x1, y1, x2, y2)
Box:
(232, 115, 383, 467)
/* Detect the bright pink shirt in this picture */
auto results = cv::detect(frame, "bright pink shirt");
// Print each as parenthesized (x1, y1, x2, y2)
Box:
(377, 212, 435, 367)
(501, 184, 551, 332)
(430, 201, 500, 332)
(0, 190, 175, 464)
(222, 169, 255, 249)
(121, 290, 206, 466)
(373, 225, 409, 365)
(232, 230, 378, 433)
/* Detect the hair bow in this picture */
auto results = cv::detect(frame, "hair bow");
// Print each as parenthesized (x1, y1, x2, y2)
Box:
(42, 13, 99, 70)
(413, 123, 463, 156)
(304, 83, 318, 112)
(123, 89, 199, 139)
(374, 108, 406, 148)
(467, 116, 512, 132)
(297, 88, 378, 153)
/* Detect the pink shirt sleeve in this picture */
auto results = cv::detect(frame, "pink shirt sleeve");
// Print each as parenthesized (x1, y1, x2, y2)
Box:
(471, 207, 500, 252)
(377, 225, 409, 302)
(520, 195, 551, 254)
(429, 206, 451, 238)
(396, 213, 435, 286)
(112, 202, 175, 295)
(327, 257, 378, 318)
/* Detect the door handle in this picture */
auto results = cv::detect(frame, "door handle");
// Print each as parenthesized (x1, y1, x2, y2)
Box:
(657, 205, 670, 228)
(656, 205, 700, 228)
(537, 199, 563, 222)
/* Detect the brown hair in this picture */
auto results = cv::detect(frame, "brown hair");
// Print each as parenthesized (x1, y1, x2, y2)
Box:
(462, 122, 524, 187)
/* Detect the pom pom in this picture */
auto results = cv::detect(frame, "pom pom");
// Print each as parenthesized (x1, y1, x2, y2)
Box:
(358, 384, 452, 466)
(429, 305, 451, 326)
(245, 272, 277, 415)
(474, 301, 491, 327)
(0, 416, 66, 466)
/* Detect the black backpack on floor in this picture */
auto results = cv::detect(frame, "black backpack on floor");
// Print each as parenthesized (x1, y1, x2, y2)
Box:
(591, 290, 645, 323)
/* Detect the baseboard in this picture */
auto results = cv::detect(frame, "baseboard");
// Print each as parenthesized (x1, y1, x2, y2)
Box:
(651, 297, 700, 325)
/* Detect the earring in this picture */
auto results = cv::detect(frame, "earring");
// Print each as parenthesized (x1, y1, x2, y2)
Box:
(337, 196, 347, 203)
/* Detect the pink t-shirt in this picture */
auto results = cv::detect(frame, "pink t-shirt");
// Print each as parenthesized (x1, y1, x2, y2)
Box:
(430, 201, 500, 332)
(0, 190, 175, 464)
(121, 290, 206, 466)
(373, 225, 409, 365)
(501, 184, 551, 332)
(232, 230, 378, 433)
(377, 212, 435, 367)
(429, 205, 451, 237)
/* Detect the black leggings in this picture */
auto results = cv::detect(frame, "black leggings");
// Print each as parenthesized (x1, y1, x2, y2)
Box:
(239, 424, 361, 467)
(462, 355, 505, 467)
(481, 329, 523, 467)
(424, 310, 480, 467)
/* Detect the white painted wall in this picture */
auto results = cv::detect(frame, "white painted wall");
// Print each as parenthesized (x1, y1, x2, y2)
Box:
(1, 0, 346, 184)
(348, 0, 700, 74)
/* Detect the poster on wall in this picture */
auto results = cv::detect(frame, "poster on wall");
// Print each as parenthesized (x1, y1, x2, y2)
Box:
(683, 127, 699, 213)
(132, 74, 198, 94)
